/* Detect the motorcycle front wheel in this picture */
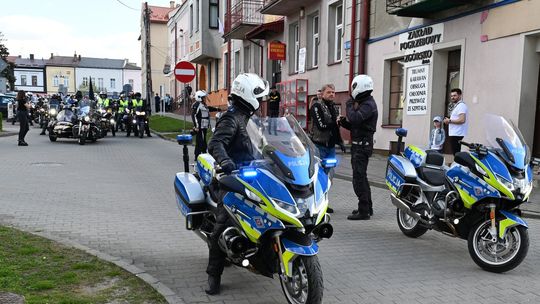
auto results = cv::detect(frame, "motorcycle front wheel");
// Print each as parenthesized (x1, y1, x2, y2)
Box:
(468, 220, 529, 273)
(280, 255, 323, 304)
(78, 133, 86, 145)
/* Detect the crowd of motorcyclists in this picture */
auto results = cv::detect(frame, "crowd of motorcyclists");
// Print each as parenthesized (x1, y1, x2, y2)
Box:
(9, 90, 153, 145)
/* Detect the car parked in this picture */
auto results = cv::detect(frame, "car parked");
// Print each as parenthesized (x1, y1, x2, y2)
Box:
(0, 94, 15, 118)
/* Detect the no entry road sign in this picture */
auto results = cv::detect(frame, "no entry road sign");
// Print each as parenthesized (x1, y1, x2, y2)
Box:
(174, 61, 196, 83)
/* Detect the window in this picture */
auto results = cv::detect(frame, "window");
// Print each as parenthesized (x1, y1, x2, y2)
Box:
(208, 62, 212, 91)
(196, 0, 200, 32)
(32, 76, 37, 86)
(21, 75, 27, 86)
(98, 78, 104, 89)
(308, 14, 319, 68)
(335, 4, 343, 62)
(289, 23, 299, 73)
(244, 45, 251, 73)
(91, 77, 96, 86)
(53, 76, 59, 87)
(224, 53, 229, 88)
(110, 78, 116, 89)
(209, 0, 219, 29)
(388, 59, 404, 125)
(64, 76, 69, 87)
(234, 50, 240, 78)
(214, 59, 219, 91)
(189, 4, 193, 36)
(83, 77, 88, 86)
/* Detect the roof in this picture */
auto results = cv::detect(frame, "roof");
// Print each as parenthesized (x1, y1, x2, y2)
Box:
(15, 57, 47, 68)
(148, 5, 174, 23)
(78, 57, 125, 69)
(6, 56, 17, 64)
(124, 62, 141, 70)
(245, 19, 284, 39)
(46, 56, 80, 67)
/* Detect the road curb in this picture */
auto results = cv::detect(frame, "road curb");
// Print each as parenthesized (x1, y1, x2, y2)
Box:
(0, 131, 17, 137)
(0, 224, 185, 304)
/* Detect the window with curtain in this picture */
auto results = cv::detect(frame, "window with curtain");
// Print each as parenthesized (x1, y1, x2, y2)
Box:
(209, 0, 219, 29)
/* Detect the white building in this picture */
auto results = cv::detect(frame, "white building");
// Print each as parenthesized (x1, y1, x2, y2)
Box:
(76, 58, 124, 96)
(123, 62, 142, 94)
(13, 54, 46, 94)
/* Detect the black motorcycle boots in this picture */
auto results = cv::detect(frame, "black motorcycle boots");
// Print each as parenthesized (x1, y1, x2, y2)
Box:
(204, 275, 221, 295)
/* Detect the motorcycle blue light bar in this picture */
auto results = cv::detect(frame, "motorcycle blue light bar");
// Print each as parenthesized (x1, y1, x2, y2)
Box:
(322, 158, 338, 168)
(240, 167, 258, 180)
(177, 134, 193, 145)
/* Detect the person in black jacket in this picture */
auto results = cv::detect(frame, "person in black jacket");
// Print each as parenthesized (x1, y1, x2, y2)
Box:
(15, 90, 31, 146)
(267, 85, 281, 135)
(339, 75, 378, 220)
(204, 73, 269, 295)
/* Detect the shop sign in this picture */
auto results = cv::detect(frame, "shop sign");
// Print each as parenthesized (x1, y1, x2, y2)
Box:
(399, 23, 443, 66)
(406, 65, 429, 115)
(268, 41, 286, 61)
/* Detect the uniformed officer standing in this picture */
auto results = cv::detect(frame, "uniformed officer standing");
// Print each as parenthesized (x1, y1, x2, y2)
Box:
(339, 75, 378, 220)
(191, 90, 211, 159)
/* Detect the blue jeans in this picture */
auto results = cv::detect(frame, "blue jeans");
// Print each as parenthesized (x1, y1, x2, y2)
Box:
(316, 145, 336, 159)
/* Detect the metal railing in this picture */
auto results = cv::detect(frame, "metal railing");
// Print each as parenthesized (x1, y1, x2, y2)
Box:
(224, 0, 264, 33)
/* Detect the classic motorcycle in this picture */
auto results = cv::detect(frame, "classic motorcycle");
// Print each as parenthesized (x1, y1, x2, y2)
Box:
(386, 114, 538, 273)
(97, 105, 116, 137)
(174, 116, 335, 304)
(49, 103, 101, 145)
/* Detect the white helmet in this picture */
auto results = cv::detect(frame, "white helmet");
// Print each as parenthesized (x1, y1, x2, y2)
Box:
(351, 74, 373, 100)
(195, 90, 208, 102)
(231, 73, 269, 112)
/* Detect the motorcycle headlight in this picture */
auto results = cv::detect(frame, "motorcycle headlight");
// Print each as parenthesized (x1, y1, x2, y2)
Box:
(135, 111, 141, 115)
(84, 116, 90, 122)
(272, 198, 299, 216)
(140, 111, 146, 115)
(496, 175, 514, 191)
(245, 189, 262, 203)
(110, 119, 115, 124)
(513, 177, 531, 195)
(107, 109, 112, 113)
(132, 119, 137, 124)
(49, 109, 57, 115)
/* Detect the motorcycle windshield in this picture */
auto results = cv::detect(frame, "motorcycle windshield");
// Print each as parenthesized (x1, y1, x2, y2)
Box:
(484, 114, 529, 170)
(247, 115, 318, 185)
(57, 109, 74, 122)
(78, 105, 91, 116)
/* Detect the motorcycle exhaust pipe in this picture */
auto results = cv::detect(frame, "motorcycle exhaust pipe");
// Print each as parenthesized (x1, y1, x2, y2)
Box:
(391, 194, 427, 224)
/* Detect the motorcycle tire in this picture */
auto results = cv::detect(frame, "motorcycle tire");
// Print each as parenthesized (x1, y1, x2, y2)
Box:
(111, 127, 116, 137)
(468, 220, 529, 273)
(280, 255, 323, 304)
(139, 125, 144, 138)
(49, 135, 57, 142)
(78, 133, 86, 145)
(396, 208, 428, 238)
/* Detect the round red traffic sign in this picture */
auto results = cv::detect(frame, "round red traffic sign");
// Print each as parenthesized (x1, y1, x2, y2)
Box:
(174, 61, 196, 83)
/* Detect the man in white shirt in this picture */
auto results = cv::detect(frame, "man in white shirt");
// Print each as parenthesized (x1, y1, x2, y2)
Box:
(443, 88, 468, 155)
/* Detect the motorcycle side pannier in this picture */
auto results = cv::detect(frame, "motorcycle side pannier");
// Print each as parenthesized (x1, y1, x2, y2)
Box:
(174, 172, 206, 230)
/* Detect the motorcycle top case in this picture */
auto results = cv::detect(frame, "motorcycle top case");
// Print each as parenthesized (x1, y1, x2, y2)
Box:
(174, 172, 206, 217)
(386, 154, 418, 194)
(196, 153, 216, 186)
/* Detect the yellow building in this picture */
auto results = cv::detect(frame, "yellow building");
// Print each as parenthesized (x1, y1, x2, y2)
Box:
(45, 55, 79, 95)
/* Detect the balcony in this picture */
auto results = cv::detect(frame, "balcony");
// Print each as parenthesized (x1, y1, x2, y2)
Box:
(224, 0, 264, 40)
(386, 0, 470, 17)
(260, 0, 313, 16)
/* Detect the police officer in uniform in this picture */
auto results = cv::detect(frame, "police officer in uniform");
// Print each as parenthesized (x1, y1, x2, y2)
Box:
(117, 94, 129, 131)
(128, 92, 151, 137)
(191, 90, 211, 159)
(204, 73, 269, 295)
(97, 91, 110, 108)
(339, 75, 378, 220)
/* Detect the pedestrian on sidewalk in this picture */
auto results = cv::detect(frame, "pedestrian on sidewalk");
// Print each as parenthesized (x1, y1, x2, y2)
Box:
(15, 90, 31, 146)
(267, 85, 281, 135)
(444, 88, 468, 155)
(339, 75, 378, 220)
(154, 93, 161, 113)
(428, 116, 445, 153)
(192, 90, 211, 159)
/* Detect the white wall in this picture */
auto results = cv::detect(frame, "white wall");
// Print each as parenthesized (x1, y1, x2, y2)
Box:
(123, 69, 142, 93)
(75, 67, 123, 94)
(14, 68, 45, 93)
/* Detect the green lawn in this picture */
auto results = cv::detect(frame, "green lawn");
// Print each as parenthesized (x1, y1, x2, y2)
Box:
(148, 115, 193, 133)
(0, 226, 166, 304)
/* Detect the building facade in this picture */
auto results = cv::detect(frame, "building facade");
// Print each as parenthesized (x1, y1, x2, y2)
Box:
(45, 54, 79, 95)
(367, 0, 540, 157)
(13, 54, 46, 94)
(123, 62, 142, 94)
(75, 58, 124, 96)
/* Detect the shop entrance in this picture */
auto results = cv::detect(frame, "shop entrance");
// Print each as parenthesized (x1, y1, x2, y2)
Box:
(442, 50, 461, 154)
(533, 64, 540, 157)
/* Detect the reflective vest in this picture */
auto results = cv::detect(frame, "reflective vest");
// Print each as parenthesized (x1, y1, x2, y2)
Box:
(132, 99, 143, 108)
(119, 99, 129, 111)
(98, 98, 110, 107)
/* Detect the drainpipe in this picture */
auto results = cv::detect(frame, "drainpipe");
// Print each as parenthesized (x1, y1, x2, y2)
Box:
(349, 0, 357, 92)
(174, 22, 178, 104)
(358, 0, 370, 74)
(249, 39, 264, 78)
(226, 0, 232, 94)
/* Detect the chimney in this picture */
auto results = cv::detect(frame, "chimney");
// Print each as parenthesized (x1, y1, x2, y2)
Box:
(170, 1, 175, 8)
(50, 53, 54, 59)
(30, 54, 34, 60)
(78, 54, 81, 61)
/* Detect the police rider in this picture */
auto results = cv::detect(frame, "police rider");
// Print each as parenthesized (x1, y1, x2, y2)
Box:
(117, 94, 129, 131)
(339, 75, 378, 220)
(204, 73, 269, 295)
(97, 91, 110, 108)
(191, 90, 213, 159)
(128, 92, 152, 137)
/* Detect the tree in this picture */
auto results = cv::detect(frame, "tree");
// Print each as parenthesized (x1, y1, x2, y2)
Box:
(0, 32, 16, 91)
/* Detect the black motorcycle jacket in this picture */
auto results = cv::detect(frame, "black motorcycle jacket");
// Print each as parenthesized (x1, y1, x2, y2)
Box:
(341, 95, 378, 143)
(309, 99, 341, 148)
(208, 105, 254, 168)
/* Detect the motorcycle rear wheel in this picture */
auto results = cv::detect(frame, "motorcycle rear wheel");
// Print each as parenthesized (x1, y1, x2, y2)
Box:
(78, 133, 86, 145)
(49, 135, 57, 142)
(396, 208, 428, 238)
(280, 255, 323, 304)
(468, 220, 528, 273)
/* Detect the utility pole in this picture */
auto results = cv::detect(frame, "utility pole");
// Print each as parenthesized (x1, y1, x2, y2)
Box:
(144, 2, 153, 113)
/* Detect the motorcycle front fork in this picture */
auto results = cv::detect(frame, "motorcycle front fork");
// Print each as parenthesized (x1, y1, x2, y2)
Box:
(488, 203, 498, 242)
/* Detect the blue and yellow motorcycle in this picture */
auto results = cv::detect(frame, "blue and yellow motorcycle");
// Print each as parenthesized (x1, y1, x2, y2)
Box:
(386, 114, 538, 273)
(174, 116, 334, 304)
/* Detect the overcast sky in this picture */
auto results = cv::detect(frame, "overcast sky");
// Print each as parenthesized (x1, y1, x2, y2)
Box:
(0, 0, 175, 66)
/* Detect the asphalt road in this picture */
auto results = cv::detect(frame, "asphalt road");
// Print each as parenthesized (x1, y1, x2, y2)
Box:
(1, 125, 540, 304)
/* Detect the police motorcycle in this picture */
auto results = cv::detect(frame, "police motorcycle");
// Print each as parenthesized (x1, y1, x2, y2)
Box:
(174, 115, 335, 304)
(49, 101, 101, 145)
(133, 106, 148, 138)
(386, 114, 537, 273)
(97, 104, 116, 137)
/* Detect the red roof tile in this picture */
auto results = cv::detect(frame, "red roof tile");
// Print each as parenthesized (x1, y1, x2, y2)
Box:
(148, 5, 174, 23)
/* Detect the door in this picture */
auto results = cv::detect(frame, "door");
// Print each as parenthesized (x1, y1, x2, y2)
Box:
(272, 60, 281, 86)
(442, 50, 461, 154)
(533, 64, 540, 157)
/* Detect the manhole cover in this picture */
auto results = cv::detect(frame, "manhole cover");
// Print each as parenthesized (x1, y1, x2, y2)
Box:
(0, 292, 25, 304)
(30, 162, 64, 167)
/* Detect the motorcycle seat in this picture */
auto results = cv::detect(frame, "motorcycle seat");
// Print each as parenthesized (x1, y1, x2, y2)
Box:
(425, 150, 444, 166)
(417, 166, 446, 186)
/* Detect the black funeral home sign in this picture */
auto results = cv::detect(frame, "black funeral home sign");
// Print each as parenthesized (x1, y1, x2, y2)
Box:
(399, 23, 444, 66)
